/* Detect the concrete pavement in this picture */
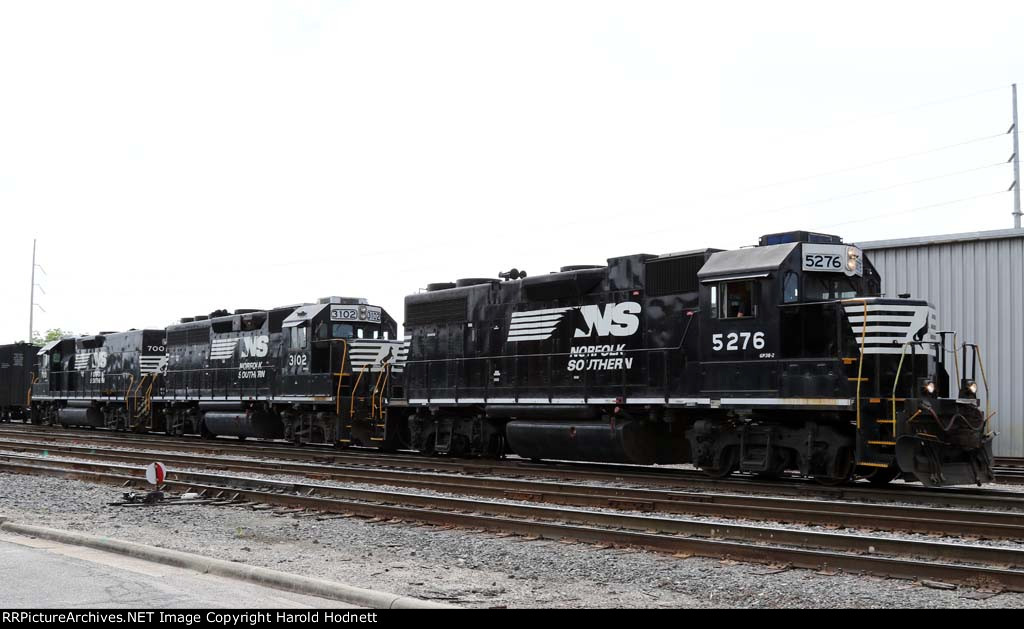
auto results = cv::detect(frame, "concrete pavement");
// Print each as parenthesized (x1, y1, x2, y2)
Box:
(0, 534, 357, 608)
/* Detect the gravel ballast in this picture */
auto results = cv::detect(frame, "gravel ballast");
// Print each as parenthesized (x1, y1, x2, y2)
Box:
(1, 472, 1022, 608)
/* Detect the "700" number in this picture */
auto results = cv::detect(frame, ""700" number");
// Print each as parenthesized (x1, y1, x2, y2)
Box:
(712, 331, 765, 351)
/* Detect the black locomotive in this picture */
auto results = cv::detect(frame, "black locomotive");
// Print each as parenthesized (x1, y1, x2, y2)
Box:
(29, 297, 406, 448)
(3, 230, 994, 487)
(399, 230, 992, 486)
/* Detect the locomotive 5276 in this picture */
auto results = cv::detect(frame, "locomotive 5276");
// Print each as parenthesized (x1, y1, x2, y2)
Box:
(401, 230, 993, 486)
(7, 230, 994, 487)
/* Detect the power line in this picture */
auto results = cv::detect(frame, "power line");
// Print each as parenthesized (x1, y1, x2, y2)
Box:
(818, 190, 1009, 229)
(537, 131, 1010, 235)
(755, 160, 1009, 216)
(782, 84, 1009, 135)
(740, 132, 1008, 194)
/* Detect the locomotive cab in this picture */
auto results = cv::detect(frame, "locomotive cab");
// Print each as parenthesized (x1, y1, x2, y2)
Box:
(698, 231, 879, 396)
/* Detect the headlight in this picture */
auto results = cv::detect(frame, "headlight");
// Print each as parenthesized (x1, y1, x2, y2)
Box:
(846, 246, 860, 272)
(923, 381, 936, 395)
(967, 381, 978, 395)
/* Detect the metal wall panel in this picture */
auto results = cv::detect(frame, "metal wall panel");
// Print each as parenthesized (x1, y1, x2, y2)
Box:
(859, 231, 1024, 457)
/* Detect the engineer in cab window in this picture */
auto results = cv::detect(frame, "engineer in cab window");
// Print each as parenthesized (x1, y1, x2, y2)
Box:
(725, 281, 753, 318)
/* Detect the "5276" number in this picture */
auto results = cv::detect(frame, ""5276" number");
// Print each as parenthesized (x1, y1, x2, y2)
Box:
(712, 331, 765, 351)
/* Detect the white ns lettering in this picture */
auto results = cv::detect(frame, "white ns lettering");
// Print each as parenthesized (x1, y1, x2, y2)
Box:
(241, 336, 269, 358)
(574, 302, 641, 338)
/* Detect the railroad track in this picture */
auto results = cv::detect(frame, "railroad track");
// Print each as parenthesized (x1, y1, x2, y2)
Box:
(3, 437, 1023, 540)
(2, 453, 1023, 593)
(1, 424, 1021, 510)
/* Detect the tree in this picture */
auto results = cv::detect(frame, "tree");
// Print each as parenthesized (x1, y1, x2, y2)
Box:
(31, 328, 73, 345)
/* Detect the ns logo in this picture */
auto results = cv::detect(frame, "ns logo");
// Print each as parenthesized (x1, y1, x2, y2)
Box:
(507, 301, 641, 343)
(574, 302, 641, 338)
(241, 335, 269, 358)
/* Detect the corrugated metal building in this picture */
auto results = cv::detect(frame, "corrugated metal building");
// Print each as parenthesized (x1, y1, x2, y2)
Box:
(857, 228, 1024, 458)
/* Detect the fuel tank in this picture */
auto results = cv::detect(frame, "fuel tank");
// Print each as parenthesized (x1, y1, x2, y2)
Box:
(57, 407, 104, 427)
(202, 411, 282, 439)
(505, 419, 689, 465)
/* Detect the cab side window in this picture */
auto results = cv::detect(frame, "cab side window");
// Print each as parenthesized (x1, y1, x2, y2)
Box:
(720, 281, 757, 318)
(783, 272, 799, 303)
(290, 326, 307, 349)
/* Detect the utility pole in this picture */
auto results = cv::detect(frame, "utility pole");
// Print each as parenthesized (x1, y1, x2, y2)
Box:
(1013, 83, 1021, 229)
(29, 239, 36, 342)
(29, 239, 46, 343)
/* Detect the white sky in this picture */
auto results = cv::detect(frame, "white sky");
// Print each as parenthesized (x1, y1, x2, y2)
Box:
(1, 1, 1022, 343)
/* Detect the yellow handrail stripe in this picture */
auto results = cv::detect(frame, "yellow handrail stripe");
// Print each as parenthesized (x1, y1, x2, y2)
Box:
(856, 301, 867, 430)
(376, 367, 391, 420)
(891, 342, 913, 433)
(349, 364, 371, 418)
(951, 332, 961, 390)
(26, 373, 38, 407)
(332, 339, 348, 416)
(370, 369, 387, 419)
(975, 346, 992, 435)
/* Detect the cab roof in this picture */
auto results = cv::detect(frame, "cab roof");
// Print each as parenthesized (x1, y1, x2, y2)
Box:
(697, 242, 799, 280)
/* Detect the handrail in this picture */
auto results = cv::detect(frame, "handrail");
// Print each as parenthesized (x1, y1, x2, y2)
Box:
(951, 332, 961, 388)
(131, 373, 153, 419)
(328, 339, 349, 416)
(370, 368, 388, 420)
(966, 343, 993, 435)
(888, 338, 948, 425)
(349, 363, 371, 418)
(123, 375, 135, 418)
(891, 342, 913, 427)
(141, 374, 157, 418)
(26, 373, 38, 407)
(852, 300, 868, 431)
(375, 365, 392, 420)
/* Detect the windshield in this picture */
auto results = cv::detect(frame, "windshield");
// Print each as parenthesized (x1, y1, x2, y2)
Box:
(804, 274, 860, 301)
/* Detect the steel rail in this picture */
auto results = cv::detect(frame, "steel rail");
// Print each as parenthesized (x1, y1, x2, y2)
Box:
(2, 439, 1023, 541)
(2, 455, 1024, 592)
(2, 424, 1022, 509)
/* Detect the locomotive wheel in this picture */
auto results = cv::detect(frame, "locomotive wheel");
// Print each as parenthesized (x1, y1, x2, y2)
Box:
(813, 448, 854, 486)
(701, 447, 738, 479)
(862, 465, 901, 486)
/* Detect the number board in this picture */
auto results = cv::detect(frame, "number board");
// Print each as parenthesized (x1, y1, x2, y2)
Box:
(801, 243, 862, 277)
(330, 305, 382, 324)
